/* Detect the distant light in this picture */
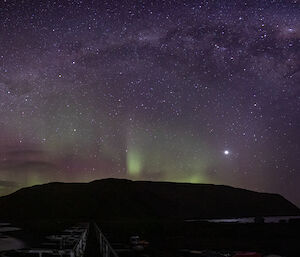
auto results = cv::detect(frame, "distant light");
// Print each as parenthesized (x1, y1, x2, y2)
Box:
(224, 150, 230, 155)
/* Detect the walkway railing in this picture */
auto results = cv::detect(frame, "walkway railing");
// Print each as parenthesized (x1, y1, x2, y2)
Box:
(94, 223, 119, 257)
(72, 225, 89, 257)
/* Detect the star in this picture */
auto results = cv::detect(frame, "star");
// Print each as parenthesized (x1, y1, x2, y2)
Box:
(224, 150, 230, 156)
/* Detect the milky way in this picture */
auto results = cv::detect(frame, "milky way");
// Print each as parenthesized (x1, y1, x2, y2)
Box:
(0, 0, 299, 205)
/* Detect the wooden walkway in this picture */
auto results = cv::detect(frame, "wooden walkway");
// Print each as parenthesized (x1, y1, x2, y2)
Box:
(83, 223, 101, 257)
(84, 223, 119, 257)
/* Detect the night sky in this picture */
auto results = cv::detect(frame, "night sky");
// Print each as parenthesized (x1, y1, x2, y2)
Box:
(0, 0, 299, 206)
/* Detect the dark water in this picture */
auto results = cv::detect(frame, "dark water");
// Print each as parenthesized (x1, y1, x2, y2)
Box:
(0, 223, 25, 251)
(186, 216, 300, 223)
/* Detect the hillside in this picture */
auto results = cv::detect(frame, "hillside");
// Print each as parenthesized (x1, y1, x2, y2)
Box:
(0, 178, 298, 220)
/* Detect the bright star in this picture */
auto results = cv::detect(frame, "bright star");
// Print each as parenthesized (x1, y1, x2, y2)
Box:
(224, 150, 230, 155)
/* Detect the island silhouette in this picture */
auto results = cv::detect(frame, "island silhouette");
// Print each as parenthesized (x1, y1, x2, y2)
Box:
(0, 178, 298, 220)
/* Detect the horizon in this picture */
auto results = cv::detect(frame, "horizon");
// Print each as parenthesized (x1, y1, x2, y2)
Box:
(1, 177, 299, 208)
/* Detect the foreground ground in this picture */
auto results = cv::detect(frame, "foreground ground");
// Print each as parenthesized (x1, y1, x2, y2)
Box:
(2, 218, 300, 257)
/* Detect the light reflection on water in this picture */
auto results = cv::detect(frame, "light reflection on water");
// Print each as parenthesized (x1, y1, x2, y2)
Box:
(0, 236, 25, 251)
(0, 223, 25, 251)
(0, 227, 21, 232)
(185, 216, 300, 223)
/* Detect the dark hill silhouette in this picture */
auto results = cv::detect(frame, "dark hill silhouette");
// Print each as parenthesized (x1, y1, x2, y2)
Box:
(0, 178, 299, 220)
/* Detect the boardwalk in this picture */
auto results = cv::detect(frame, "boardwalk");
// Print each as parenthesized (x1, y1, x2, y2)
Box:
(83, 223, 100, 257)
(0, 223, 120, 257)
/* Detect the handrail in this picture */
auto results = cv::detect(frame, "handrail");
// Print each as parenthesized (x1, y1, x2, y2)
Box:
(93, 223, 119, 257)
(72, 224, 89, 257)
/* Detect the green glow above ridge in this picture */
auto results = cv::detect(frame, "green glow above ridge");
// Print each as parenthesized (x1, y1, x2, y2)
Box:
(127, 148, 143, 177)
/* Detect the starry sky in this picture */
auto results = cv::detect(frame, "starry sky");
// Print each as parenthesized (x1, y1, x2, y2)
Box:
(0, 0, 299, 206)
